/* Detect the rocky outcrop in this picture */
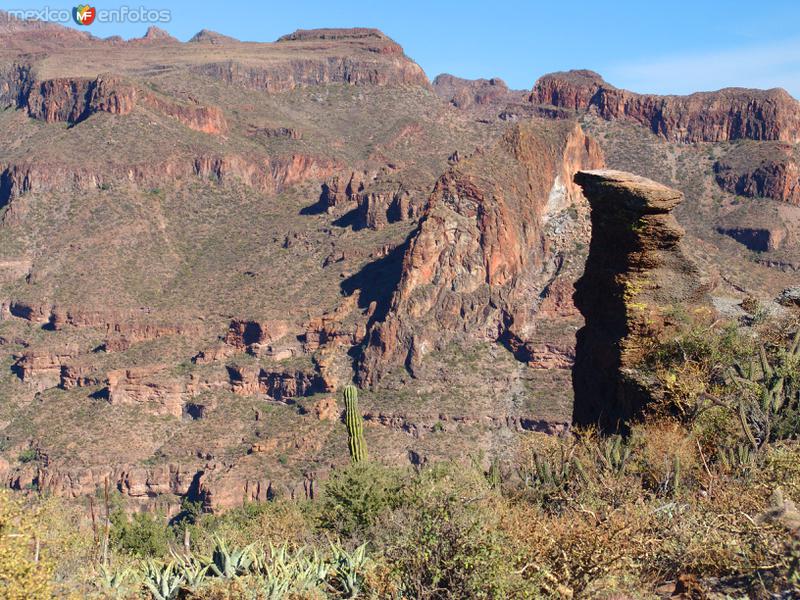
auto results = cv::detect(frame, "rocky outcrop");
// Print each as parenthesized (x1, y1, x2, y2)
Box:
(226, 364, 326, 400)
(571, 170, 710, 430)
(25, 76, 136, 123)
(0, 62, 33, 107)
(225, 319, 291, 350)
(319, 171, 373, 213)
(359, 120, 603, 384)
(717, 225, 786, 251)
(301, 294, 367, 353)
(531, 70, 800, 143)
(317, 169, 424, 229)
(189, 29, 239, 44)
(107, 366, 187, 417)
(196, 464, 319, 510)
(4, 461, 200, 506)
(0, 151, 336, 209)
(714, 156, 800, 205)
(13, 347, 80, 391)
(432, 74, 527, 109)
(777, 287, 800, 308)
(6, 301, 198, 349)
(133, 26, 179, 45)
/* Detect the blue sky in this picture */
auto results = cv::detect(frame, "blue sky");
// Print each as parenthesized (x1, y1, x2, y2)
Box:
(5, 0, 800, 97)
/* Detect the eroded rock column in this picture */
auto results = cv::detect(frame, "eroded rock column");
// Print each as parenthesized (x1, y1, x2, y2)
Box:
(572, 170, 709, 430)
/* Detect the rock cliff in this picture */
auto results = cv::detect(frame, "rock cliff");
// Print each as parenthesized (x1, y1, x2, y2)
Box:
(432, 74, 527, 109)
(531, 70, 800, 143)
(714, 150, 800, 205)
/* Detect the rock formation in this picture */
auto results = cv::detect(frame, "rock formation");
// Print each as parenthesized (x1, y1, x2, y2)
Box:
(714, 153, 800, 205)
(432, 74, 527, 109)
(531, 70, 800, 143)
(359, 119, 603, 384)
(571, 170, 710, 429)
(20, 74, 227, 133)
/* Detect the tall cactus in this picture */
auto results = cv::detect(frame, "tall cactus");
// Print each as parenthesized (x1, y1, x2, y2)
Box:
(729, 328, 800, 449)
(343, 384, 368, 463)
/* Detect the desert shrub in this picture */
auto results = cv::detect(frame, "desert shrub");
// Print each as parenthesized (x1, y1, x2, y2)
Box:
(631, 420, 701, 496)
(376, 463, 523, 599)
(189, 499, 314, 554)
(318, 461, 404, 539)
(644, 316, 800, 456)
(513, 433, 589, 511)
(17, 448, 37, 463)
(0, 490, 53, 599)
(110, 510, 174, 558)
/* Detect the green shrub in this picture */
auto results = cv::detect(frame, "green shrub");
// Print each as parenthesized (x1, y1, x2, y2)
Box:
(377, 464, 522, 599)
(17, 448, 37, 463)
(110, 510, 174, 558)
(319, 462, 403, 539)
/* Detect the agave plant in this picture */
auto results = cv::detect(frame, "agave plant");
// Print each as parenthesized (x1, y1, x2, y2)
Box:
(140, 560, 184, 600)
(170, 549, 209, 591)
(96, 564, 135, 597)
(253, 570, 293, 600)
(295, 548, 330, 593)
(329, 542, 368, 598)
(206, 536, 257, 579)
(254, 543, 329, 597)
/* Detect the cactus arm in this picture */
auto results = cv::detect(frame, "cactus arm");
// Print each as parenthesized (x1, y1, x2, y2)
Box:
(738, 400, 759, 450)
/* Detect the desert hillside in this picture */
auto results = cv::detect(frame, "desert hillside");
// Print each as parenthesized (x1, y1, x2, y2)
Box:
(0, 12, 798, 509)
(1, 9, 799, 599)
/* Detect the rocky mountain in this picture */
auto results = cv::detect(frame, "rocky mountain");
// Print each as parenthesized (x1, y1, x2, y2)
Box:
(0, 12, 797, 512)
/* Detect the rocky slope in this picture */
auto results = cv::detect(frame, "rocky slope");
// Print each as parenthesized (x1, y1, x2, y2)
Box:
(359, 120, 603, 385)
(0, 11, 797, 512)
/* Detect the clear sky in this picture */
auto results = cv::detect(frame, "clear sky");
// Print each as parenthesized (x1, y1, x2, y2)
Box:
(6, 0, 800, 97)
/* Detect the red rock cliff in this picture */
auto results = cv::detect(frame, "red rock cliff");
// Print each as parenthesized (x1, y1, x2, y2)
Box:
(531, 70, 800, 143)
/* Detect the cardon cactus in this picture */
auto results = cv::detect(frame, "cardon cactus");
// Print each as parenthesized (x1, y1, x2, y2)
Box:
(343, 384, 368, 463)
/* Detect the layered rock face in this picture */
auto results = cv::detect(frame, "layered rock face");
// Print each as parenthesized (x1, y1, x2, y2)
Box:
(19, 74, 227, 133)
(572, 170, 710, 429)
(359, 120, 604, 384)
(195, 28, 429, 93)
(714, 155, 800, 205)
(531, 70, 800, 143)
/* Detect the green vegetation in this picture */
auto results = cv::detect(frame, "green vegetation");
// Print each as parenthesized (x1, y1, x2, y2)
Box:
(17, 448, 37, 463)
